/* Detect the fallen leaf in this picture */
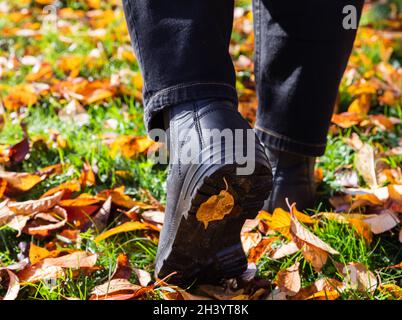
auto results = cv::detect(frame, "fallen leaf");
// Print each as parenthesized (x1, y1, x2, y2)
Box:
(134, 268, 152, 287)
(0, 269, 20, 300)
(196, 178, 234, 229)
(96, 186, 153, 210)
(270, 241, 300, 260)
(276, 262, 301, 296)
(364, 209, 399, 234)
(95, 221, 156, 242)
(90, 278, 142, 300)
(79, 161, 96, 187)
(0, 171, 44, 196)
(290, 208, 338, 271)
(8, 191, 64, 215)
(247, 237, 277, 263)
(355, 143, 378, 188)
(111, 253, 132, 280)
(378, 283, 402, 300)
(340, 262, 378, 293)
(82, 196, 112, 233)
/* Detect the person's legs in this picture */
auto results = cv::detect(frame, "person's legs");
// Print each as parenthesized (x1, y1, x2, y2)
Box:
(122, 0, 238, 131)
(253, 0, 364, 211)
(122, 0, 272, 285)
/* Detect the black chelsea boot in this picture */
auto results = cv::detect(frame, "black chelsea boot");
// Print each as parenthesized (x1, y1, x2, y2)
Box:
(154, 98, 272, 286)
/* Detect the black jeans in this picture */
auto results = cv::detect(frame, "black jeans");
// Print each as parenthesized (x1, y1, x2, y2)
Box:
(122, 0, 364, 156)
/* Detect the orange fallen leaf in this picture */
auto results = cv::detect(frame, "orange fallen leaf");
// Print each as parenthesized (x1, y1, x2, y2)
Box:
(95, 221, 156, 242)
(40, 181, 81, 199)
(111, 253, 132, 280)
(268, 207, 316, 240)
(2, 85, 38, 111)
(331, 112, 364, 128)
(79, 161, 96, 187)
(248, 237, 278, 263)
(96, 186, 153, 210)
(108, 135, 155, 159)
(196, 178, 235, 229)
(0, 171, 44, 196)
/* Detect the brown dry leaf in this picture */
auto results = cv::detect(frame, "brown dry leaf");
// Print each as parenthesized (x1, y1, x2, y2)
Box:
(8, 137, 29, 164)
(96, 186, 153, 210)
(290, 211, 339, 255)
(340, 262, 378, 293)
(41, 251, 97, 269)
(363, 209, 399, 234)
(79, 161, 96, 187)
(6, 215, 31, 236)
(90, 278, 143, 300)
(276, 262, 301, 296)
(8, 190, 64, 215)
(111, 253, 132, 280)
(270, 241, 300, 260)
(134, 268, 152, 287)
(0, 269, 20, 300)
(241, 231, 262, 256)
(355, 143, 378, 188)
(82, 196, 112, 233)
(95, 221, 157, 242)
(388, 184, 402, 212)
(17, 263, 65, 284)
(267, 207, 315, 240)
(26, 206, 68, 236)
(291, 277, 344, 300)
(196, 179, 234, 229)
(141, 210, 165, 225)
(290, 209, 338, 271)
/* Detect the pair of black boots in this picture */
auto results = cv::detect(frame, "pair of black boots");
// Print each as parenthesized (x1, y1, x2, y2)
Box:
(155, 99, 315, 285)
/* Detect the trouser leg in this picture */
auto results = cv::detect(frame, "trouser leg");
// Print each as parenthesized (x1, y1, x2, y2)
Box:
(253, 0, 364, 156)
(122, 0, 237, 131)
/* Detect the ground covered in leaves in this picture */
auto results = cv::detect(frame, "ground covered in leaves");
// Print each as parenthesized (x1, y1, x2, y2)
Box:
(0, 0, 401, 300)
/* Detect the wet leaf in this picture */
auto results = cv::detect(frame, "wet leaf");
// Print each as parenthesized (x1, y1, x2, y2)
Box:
(196, 179, 235, 229)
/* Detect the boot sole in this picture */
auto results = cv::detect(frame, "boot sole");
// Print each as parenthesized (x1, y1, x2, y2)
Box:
(155, 148, 272, 286)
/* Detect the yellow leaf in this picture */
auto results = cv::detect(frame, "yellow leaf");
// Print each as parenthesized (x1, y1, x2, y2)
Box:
(29, 243, 51, 265)
(347, 93, 371, 115)
(95, 221, 152, 242)
(196, 178, 234, 229)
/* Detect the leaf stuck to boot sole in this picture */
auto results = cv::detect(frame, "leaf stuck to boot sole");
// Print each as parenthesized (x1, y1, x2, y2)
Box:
(196, 178, 235, 229)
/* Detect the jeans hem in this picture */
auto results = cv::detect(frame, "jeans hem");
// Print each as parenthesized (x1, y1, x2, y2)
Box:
(144, 82, 238, 131)
(254, 124, 326, 157)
